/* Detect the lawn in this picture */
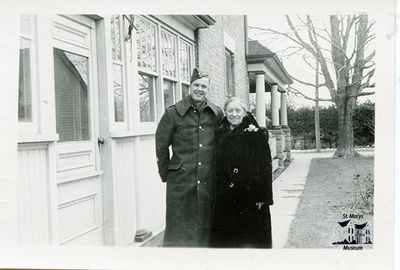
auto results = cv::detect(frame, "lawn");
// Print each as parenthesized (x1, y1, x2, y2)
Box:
(285, 157, 374, 248)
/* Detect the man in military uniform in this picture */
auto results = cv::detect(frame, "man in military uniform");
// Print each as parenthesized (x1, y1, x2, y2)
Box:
(155, 68, 224, 247)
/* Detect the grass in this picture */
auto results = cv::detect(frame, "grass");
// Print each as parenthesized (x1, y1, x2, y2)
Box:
(285, 157, 374, 248)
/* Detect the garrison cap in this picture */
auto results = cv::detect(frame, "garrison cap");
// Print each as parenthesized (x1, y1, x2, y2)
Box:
(190, 67, 209, 83)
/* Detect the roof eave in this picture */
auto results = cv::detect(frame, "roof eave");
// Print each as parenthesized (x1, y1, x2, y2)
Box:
(272, 54, 294, 84)
(194, 15, 216, 27)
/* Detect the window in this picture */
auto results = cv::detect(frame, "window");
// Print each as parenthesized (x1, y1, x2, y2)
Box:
(54, 48, 90, 142)
(134, 15, 194, 118)
(110, 15, 126, 123)
(160, 29, 178, 111)
(181, 84, 190, 99)
(179, 39, 192, 98)
(163, 80, 175, 109)
(161, 29, 177, 78)
(19, 15, 34, 122)
(135, 16, 158, 121)
(135, 16, 157, 73)
(225, 49, 235, 97)
(19, 38, 32, 122)
(138, 74, 156, 122)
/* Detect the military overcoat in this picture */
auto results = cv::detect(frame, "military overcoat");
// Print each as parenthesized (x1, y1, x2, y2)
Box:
(155, 96, 224, 247)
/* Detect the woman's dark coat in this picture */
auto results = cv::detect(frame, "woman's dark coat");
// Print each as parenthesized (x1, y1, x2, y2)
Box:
(211, 113, 273, 248)
(155, 97, 224, 247)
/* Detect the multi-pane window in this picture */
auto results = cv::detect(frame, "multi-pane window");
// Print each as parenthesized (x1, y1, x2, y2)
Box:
(225, 49, 235, 97)
(54, 48, 90, 142)
(110, 15, 125, 122)
(19, 15, 33, 122)
(134, 15, 194, 118)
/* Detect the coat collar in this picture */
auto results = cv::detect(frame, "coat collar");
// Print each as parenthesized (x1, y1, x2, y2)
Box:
(175, 96, 219, 116)
(217, 112, 260, 133)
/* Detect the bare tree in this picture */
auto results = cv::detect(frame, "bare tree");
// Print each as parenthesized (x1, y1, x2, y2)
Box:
(250, 15, 375, 158)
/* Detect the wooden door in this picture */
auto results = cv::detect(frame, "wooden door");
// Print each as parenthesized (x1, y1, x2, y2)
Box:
(52, 15, 103, 245)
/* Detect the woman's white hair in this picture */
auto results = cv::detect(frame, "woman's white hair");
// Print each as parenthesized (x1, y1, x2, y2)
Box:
(223, 96, 248, 113)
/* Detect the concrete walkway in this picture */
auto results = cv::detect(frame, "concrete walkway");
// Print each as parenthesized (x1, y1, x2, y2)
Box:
(271, 150, 374, 248)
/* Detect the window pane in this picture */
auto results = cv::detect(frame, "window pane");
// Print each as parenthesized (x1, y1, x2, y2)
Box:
(18, 38, 32, 122)
(54, 48, 90, 142)
(113, 64, 124, 122)
(163, 80, 175, 109)
(115, 15, 121, 61)
(135, 16, 157, 72)
(138, 73, 156, 122)
(181, 84, 189, 99)
(179, 40, 191, 83)
(161, 30, 177, 78)
(110, 15, 122, 61)
(110, 16, 116, 60)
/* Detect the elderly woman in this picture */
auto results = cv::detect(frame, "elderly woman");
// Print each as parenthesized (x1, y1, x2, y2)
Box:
(210, 97, 273, 248)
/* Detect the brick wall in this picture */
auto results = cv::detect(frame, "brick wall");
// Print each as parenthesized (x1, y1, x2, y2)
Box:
(197, 15, 249, 109)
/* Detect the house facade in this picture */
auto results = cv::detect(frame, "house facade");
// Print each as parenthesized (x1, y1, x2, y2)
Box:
(13, 14, 292, 246)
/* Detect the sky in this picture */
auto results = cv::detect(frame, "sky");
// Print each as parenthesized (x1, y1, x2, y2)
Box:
(247, 15, 375, 109)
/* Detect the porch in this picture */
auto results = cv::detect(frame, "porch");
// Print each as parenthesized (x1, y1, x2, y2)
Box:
(247, 40, 293, 171)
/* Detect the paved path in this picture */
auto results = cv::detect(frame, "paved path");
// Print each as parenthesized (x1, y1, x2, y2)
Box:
(271, 150, 374, 248)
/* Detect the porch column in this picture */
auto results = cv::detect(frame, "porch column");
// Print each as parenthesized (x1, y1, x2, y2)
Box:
(271, 83, 280, 128)
(255, 73, 266, 127)
(270, 83, 285, 166)
(280, 90, 288, 127)
(280, 90, 291, 159)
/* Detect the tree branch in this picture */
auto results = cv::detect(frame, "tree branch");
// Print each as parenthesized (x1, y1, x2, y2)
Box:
(285, 16, 317, 56)
(291, 75, 326, 88)
(348, 91, 375, 98)
(248, 25, 304, 48)
(287, 86, 333, 102)
(303, 15, 337, 100)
